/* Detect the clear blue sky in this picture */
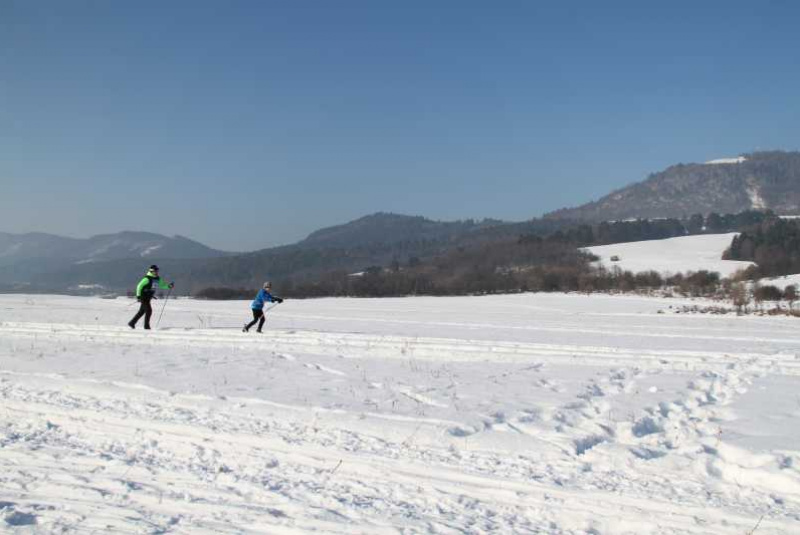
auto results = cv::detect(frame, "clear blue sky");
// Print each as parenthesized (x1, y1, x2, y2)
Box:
(2, 1, 799, 251)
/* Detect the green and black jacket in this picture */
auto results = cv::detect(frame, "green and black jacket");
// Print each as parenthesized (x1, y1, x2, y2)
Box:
(136, 268, 171, 299)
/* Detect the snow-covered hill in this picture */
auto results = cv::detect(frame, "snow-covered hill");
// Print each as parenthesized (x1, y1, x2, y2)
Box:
(584, 232, 754, 277)
(546, 150, 800, 222)
(0, 231, 229, 268)
(1, 293, 799, 533)
(705, 156, 747, 165)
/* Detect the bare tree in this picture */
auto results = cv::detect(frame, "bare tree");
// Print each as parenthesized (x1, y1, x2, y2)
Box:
(732, 283, 750, 315)
(784, 285, 797, 311)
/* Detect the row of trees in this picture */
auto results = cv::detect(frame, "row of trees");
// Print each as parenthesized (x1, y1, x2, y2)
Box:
(724, 217, 800, 277)
(196, 247, 726, 301)
(524, 210, 772, 249)
(193, 210, 793, 304)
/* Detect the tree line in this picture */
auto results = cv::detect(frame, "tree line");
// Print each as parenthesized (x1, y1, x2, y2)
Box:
(195, 209, 784, 300)
(723, 216, 800, 277)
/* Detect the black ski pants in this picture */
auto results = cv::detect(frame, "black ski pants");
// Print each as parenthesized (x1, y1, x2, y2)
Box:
(245, 309, 265, 332)
(130, 297, 154, 329)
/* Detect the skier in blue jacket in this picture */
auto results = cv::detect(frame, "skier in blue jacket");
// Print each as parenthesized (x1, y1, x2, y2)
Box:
(243, 281, 283, 333)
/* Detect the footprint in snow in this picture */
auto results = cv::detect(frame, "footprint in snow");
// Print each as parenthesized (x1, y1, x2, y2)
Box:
(448, 425, 478, 437)
(3, 510, 37, 527)
(304, 363, 346, 376)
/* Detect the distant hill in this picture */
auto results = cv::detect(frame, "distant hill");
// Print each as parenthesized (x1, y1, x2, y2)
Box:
(0, 231, 232, 292)
(167, 213, 533, 291)
(8, 146, 800, 296)
(0, 231, 230, 267)
(545, 151, 800, 222)
(298, 212, 505, 249)
(0, 214, 579, 294)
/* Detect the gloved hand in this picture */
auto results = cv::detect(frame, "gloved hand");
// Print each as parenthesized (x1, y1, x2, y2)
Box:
(276, 298, 284, 304)
(168, 282, 175, 289)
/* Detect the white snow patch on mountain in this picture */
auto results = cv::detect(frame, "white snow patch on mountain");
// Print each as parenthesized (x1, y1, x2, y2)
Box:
(139, 244, 163, 256)
(584, 233, 754, 277)
(747, 181, 767, 210)
(0, 242, 23, 257)
(705, 156, 747, 164)
(86, 239, 122, 258)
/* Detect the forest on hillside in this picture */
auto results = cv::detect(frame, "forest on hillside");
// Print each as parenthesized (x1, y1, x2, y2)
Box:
(545, 151, 800, 222)
(724, 216, 800, 277)
(196, 210, 776, 300)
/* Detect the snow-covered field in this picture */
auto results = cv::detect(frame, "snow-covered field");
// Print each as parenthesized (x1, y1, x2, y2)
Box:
(1, 293, 800, 534)
(584, 233, 754, 277)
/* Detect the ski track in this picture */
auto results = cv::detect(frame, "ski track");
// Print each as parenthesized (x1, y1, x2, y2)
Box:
(3, 321, 800, 375)
(1, 298, 800, 533)
(1, 371, 797, 534)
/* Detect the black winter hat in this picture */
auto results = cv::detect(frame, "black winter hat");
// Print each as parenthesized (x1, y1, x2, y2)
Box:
(149, 265, 159, 271)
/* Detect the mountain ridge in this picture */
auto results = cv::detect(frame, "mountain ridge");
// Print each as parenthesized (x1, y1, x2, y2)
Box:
(544, 150, 800, 222)
(0, 231, 232, 267)
(4, 150, 800, 294)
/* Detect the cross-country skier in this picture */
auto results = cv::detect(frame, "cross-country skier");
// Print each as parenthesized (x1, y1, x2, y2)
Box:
(128, 265, 174, 330)
(243, 281, 283, 333)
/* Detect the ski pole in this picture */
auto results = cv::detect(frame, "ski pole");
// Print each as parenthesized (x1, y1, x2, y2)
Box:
(156, 287, 172, 329)
(262, 301, 280, 329)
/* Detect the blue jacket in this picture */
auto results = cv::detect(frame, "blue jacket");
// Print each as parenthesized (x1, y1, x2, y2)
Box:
(251, 288, 277, 310)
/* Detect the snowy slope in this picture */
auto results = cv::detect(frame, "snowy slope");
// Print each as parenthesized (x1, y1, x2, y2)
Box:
(1, 294, 799, 533)
(705, 157, 747, 165)
(762, 274, 800, 291)
(584, 233, 755, 277)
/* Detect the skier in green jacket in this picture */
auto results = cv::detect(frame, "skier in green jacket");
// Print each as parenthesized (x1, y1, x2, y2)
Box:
(128, 264, 174, 330)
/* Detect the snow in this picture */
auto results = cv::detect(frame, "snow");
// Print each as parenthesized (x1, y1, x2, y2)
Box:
(140, 244, 163, 257)
(1, 293, 799, 533)
(0, 242, 23, 258)
(747, 182, 767, 210)
(584, 233, 755, 277)
(705, 157, 747, 165)
(86, 239, 122, 259)
(761, 274, 800, 291)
